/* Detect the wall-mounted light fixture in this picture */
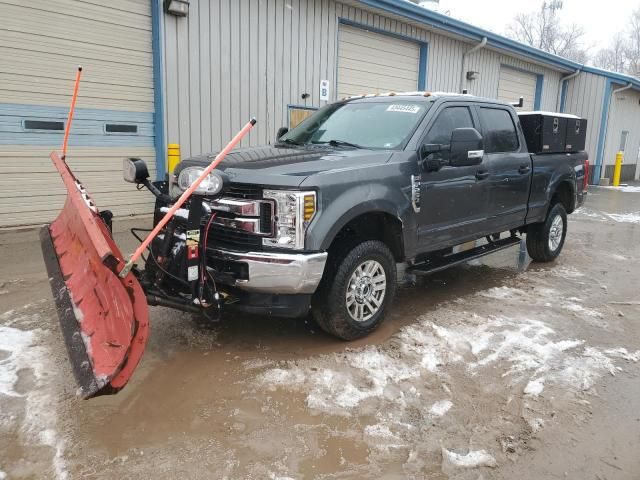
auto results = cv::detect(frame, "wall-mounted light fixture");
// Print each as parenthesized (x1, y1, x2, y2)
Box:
(466, 71, 480, 81)
(164, 0, 189, 17)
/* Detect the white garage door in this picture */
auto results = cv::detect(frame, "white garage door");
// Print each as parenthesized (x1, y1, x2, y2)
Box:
(337, 24, 420, 98)
(0, 0, 155, 227)
(497, 66, 537, 110)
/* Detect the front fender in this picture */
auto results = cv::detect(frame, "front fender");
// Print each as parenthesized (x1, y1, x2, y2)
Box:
(305, 182, 416, 253)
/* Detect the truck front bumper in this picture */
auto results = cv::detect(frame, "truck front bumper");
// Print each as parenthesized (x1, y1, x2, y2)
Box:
(208, 248, 328, 294)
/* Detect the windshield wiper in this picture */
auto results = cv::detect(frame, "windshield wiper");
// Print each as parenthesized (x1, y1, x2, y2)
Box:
(313, 139, 362, 149)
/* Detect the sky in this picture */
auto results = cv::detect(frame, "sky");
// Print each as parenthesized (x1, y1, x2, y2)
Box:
(423, 0, 640, 53)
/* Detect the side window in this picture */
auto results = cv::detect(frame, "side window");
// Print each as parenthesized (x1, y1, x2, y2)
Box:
(423, 107, 474, 161)
(479, 107, 519, 153)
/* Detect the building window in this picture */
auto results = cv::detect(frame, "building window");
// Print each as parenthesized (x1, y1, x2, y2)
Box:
(105, 123, 138, 134)
(23, 120, 64, 131)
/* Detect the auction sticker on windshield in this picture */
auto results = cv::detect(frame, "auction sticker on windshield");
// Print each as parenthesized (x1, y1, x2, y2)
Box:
(387, 104, 421, 114)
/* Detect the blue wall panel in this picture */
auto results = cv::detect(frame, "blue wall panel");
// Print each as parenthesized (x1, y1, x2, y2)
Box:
(0, 103, 154, 147)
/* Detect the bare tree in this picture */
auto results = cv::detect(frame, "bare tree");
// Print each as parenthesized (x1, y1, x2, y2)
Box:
(507, 1, 588, 62)
(592, 6, 640, 77)
(627, 7, 640, 77)
(593, 34, 628, 73)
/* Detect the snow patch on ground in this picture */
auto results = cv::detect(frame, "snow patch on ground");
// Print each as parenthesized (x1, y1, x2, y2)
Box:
(552, 266, 585, 279)
(574, 208, 609, 221)
(604, 347, 640, 362)
(524, 378, 545, 396)
(479, 286, 524, 300)
(598, 185, 640, 193)
(606, 212, 640, 224)
(0, 324, 68, 479)
(441, 447, 497, 468)
(258, 311, 629, 416)
(0, 325, 35, 397)
(429, 400, 453, 416)
(563, 303, 603, 318)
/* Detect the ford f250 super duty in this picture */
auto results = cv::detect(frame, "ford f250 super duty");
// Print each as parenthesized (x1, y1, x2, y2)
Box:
(168, 92, 588, 338)
(41, 91, 588, 397)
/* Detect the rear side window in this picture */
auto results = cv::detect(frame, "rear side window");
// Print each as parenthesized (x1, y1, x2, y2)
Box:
(479, 107, 519, 153)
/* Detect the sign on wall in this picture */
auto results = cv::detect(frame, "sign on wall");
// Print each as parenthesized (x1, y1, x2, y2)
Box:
(320, 80, 330, 101)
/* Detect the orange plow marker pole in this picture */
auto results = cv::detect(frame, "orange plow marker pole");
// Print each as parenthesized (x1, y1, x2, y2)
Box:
(119, 118, 257, 278)
(61, 66, 82, 160)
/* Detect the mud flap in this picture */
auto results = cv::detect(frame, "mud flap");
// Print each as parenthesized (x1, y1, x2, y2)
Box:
(40, 152, 149, 398)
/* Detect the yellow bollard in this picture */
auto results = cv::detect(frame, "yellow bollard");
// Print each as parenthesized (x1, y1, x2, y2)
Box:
(612, 151, 623, 187)
(167, 143, 181, 175)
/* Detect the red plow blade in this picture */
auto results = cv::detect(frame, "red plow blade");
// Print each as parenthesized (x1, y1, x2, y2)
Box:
(40, 152, 149, 398)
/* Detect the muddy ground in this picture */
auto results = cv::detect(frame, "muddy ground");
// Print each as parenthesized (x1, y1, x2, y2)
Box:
(1, 185, 639, 479)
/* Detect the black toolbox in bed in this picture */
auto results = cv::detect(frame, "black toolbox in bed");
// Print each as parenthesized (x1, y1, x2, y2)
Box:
(517, 111, 587, 153)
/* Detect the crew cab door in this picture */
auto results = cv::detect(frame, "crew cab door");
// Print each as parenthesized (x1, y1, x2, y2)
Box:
(476, 105, 532, 231)
(416, 104, 491, 250)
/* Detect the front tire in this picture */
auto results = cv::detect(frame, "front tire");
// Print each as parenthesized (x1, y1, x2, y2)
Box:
(312, 240, 397, 340)
(526, 202, 568, 262)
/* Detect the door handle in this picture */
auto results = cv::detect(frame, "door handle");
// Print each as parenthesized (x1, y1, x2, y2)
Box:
(519, 164, 531, 174)
(475, 169, 490, 180)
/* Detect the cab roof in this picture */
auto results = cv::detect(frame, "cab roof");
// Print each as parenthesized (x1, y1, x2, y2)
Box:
(342, 91, 511, 106)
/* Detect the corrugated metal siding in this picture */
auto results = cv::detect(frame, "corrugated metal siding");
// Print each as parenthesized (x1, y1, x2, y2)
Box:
(337, 24, 420, 98)
(163, 0, 567, 158)
(0, 146, 156, 227)
(0, 0, 155, 227)
(602, 88, 640, 179)
(497, 66, 537, 110)
(0, 0, 154, 111)
(563, 72, 606, 163)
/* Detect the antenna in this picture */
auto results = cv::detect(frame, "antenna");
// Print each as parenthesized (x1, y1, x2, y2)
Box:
(61, 66, 83, 161)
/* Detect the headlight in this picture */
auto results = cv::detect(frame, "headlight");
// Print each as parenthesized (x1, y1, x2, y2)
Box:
(263, 190, 316, 249)
(177, 167, 224, 196)
(123, 157, 149, 183)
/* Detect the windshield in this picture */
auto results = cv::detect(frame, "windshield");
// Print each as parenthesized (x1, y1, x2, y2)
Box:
(280, 100, 431, 150)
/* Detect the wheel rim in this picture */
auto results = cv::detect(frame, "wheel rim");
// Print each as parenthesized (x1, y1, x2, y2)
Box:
(548, 214, 564, 251)
(345, 260, 387, 322)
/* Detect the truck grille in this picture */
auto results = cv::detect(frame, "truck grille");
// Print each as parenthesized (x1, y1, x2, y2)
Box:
(259, 202, 273, 232)
(207, 225, 263, 251)
(206, 183, 271, 251)
(223, 184, 262, 200)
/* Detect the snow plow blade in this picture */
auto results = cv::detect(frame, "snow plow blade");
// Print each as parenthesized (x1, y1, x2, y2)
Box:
(40, 152, 149, 398)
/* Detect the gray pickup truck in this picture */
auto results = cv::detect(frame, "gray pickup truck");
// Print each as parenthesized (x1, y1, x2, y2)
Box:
(41, 91, 590, 397)
(160, 92, 588, 340)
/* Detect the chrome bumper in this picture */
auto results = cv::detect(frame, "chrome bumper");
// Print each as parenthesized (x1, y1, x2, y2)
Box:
(210, 249, 328, 294)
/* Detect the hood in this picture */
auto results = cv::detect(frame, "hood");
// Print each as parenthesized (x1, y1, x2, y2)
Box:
(176, 145, 393, 187)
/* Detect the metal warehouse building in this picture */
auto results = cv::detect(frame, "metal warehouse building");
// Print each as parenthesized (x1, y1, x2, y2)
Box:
(1, 0, 639, 227)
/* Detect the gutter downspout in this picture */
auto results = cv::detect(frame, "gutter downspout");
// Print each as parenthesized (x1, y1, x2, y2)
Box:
(612, 82, 633, 96)
(556, 69, 580, 111)
(460, 36, 487, 93)
(596, 82, 634, 182)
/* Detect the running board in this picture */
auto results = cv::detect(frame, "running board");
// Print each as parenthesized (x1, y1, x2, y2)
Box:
(408, 236, 522, 275)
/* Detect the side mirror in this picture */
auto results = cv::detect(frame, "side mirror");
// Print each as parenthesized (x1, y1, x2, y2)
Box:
(276, 126, 289, 140)
(449, 128, 484, 167)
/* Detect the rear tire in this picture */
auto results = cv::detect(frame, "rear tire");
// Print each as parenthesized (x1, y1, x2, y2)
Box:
(312, 240, 396, 340)
(526, 202, 567, 262)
